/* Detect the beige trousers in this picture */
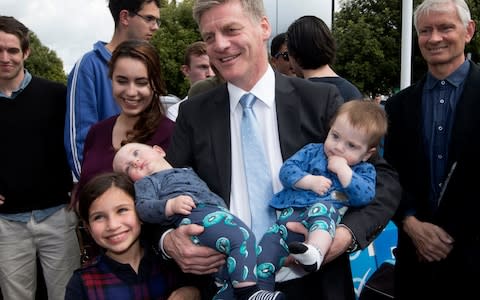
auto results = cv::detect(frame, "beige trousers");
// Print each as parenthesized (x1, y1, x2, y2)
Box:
(0, 208, 80, 300)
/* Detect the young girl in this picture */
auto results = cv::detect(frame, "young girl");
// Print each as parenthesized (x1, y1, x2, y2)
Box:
(65, 172, 200, 300)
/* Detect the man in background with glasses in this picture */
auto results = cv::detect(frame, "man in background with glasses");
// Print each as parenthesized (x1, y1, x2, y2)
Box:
(269, 33, 295, 77)
(64, 0, 161, 187)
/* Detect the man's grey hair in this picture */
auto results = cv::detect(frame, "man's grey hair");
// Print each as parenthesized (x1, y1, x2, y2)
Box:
(193, 0, 265, 26)
(413, 0, 471, 32)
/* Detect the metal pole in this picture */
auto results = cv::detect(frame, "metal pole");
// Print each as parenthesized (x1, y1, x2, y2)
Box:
(400, 0, 413, 90)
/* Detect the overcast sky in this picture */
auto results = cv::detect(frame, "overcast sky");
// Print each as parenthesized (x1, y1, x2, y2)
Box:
(2, 0, 113, 73)
(2, 0, 341, 74)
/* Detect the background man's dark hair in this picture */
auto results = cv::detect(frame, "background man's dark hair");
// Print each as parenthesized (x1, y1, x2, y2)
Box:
(108, 0, 160, 26)
(270, 32, 287, 58)
(183, 41, 208, 66)
(0, 16, 30, 53)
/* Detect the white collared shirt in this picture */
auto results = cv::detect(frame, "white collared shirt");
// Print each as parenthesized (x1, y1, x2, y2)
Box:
(228, 66, 304, 281)
(228, 66, 283, 228)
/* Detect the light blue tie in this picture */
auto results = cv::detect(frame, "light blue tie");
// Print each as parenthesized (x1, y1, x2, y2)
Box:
(239, 93, 276, 240)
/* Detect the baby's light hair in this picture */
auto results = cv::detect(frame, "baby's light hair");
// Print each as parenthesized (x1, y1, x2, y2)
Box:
(330, 100, 388, 148)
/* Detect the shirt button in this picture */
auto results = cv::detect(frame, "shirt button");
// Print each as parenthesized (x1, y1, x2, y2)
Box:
(441, 80, 446, 85)
(438, 126, 443, 131)
(440, 99, 445, 104)
(438, 154, 443, 159)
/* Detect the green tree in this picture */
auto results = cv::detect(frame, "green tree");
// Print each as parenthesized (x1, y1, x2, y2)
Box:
(153, 0, 201, 98)
(25, 32, 67, 84)
(463, 0, 480, 61)
(333, 0, 402, 96)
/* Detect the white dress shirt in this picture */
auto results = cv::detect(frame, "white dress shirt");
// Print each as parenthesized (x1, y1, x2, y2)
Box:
(228, 66, 306, 281)
(228, 66, 283, 227)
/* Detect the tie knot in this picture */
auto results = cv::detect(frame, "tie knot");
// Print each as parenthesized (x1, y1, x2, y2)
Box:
(240, 93, 256, 109)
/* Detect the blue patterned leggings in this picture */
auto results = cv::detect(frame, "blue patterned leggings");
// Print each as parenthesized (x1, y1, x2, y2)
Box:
(256, 202, 341, 291)
(172, 203, 257, 296)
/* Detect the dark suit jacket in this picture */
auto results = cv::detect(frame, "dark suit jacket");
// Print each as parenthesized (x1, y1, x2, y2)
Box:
(167, 72, 400, 299)
(384, 61, 480, 298)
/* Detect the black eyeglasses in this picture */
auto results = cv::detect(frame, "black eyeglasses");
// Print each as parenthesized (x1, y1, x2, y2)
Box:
(274, 51, 289, 61)
(132, 12, 161, 27)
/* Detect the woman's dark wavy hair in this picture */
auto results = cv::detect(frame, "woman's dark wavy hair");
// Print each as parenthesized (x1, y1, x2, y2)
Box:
(286, 15, 336, 70)
(78, 172, 135, 223)
(109, 40, 167, 145)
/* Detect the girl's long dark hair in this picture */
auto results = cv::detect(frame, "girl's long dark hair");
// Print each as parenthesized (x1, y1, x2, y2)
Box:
(78, 172, 134, 223)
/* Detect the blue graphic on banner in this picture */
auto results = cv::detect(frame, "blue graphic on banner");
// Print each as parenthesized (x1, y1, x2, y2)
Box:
(349, 221, 397, 298)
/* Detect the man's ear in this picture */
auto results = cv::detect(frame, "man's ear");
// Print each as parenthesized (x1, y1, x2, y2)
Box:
(119, 9, 130, 27)
(180, 65, 190, 77)
(23, 48, 30, 60)
(260, 16, 271, 41)
(363, 147, 377, 162)
(466, 20, 476, 43)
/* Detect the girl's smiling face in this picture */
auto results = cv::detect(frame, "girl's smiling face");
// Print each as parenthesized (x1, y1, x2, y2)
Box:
(87, 186, 142, 260)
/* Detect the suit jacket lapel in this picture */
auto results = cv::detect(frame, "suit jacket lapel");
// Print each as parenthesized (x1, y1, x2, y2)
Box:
(450, 62, 480, 162)
(405, 78, 427, 164)
(207, 84, 232, 203)
(275, 73, 301, 160)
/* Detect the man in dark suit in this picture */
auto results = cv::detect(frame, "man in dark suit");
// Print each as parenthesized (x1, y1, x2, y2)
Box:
(384, 0, 480, 298)
(162, 0, 400, 299)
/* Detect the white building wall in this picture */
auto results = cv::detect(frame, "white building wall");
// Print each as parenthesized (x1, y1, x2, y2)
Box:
(264, 0, 334, 38)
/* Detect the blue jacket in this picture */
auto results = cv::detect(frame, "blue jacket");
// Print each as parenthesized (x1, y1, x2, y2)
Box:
(135, 168, 227, 225)
(270, 143, 376, 209)
(64, 41, 120, 181)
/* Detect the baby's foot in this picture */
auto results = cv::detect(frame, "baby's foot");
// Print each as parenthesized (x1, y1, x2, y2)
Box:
(289, 241, 324, 272)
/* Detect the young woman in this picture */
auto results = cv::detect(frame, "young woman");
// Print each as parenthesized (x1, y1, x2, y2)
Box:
(73, 39, 174, 209)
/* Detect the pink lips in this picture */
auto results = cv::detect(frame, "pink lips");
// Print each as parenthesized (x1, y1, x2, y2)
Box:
(106, 231, 128, 244)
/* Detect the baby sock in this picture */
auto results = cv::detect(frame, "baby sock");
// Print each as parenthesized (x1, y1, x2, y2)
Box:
(288, 241, 324, 272)
(235, 285, 285, 300)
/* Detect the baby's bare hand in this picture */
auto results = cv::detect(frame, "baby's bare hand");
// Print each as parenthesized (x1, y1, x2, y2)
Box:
(166, 195, 196, 217)
(172, 196, 196, 215)
(310, 176, 332, 195)
(295, 175, 332, 195)
(327, 156, 348, 173)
